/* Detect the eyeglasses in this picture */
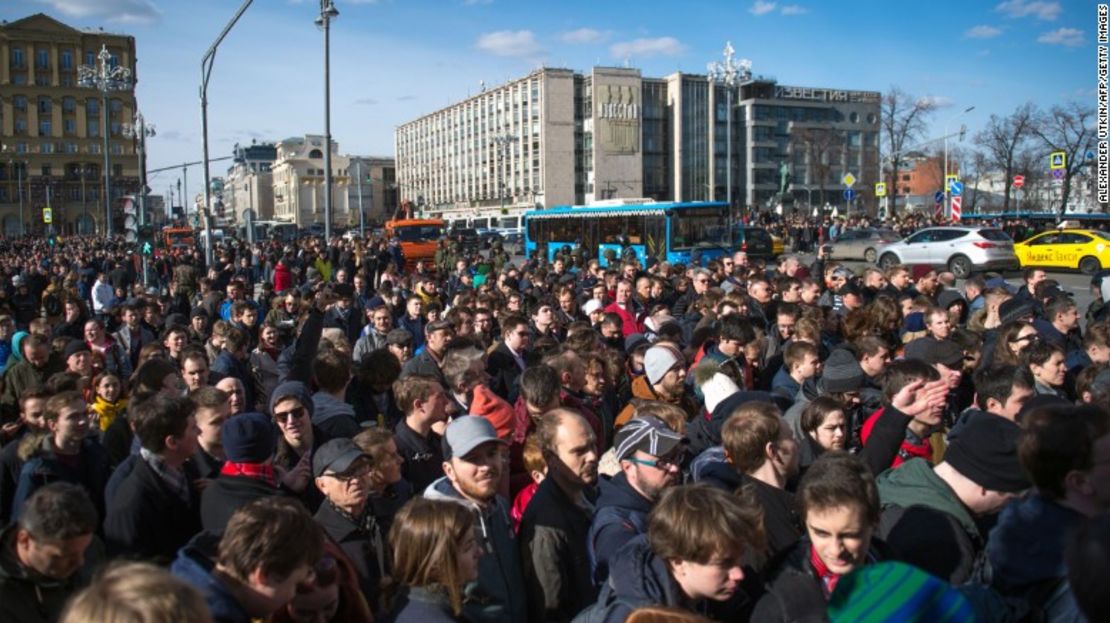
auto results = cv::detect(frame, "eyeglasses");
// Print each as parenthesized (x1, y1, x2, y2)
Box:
(274, 406, 307, 422)
(625, 453, 682, 470)
(324, 463, 372, 483)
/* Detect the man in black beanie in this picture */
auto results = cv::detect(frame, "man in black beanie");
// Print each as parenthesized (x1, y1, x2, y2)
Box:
(874, 413, 1029, 584)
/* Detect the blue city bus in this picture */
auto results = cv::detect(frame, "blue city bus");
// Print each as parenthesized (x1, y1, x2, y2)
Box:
(523, 200, 732, 266)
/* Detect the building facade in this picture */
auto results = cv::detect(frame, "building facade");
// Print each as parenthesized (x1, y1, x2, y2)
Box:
(224, 141, 277, 225)
(395, 63, 881, 222)
(0, 13, 139, 235)
(271, 135, 350, 228)
(346, 156, 397, 228)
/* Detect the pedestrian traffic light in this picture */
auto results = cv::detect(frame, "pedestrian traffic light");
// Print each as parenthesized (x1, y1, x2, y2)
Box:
(138, 225, 154, 256)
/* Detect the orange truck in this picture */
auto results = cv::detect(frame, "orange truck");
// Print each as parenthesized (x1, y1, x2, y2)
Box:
(384, 218, 445, 271)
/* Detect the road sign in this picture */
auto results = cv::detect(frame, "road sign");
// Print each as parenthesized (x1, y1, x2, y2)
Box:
(950, 181, 964, 197)
(1050, 151, 1066, 170)
(934, 191, 945, 204)
(945, 174, 959, 191)
(1052, 169, 1064, 180)
(1013, 175, 1025, 189)
(843, 189, 856, 201)
(42, 208, 52, 224)
(842, 172, 856, 187)
(951, 195, 963, 221)
(874, 182, 887, 197)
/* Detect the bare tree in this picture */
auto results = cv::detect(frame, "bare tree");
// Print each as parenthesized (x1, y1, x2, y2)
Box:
(975, 102, 1037, 212)
(1029, 102, 1097, 216)
(791, 127, 844, 210)
(882, 87, 936, 216)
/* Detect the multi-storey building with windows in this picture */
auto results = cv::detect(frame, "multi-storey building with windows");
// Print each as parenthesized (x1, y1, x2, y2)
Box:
(224, 141, 277, 225)
(271, 135, 350, 228)
(396, 63, 881, 221)
(0, 13, 139, 235)
(346, 156, 396, 228)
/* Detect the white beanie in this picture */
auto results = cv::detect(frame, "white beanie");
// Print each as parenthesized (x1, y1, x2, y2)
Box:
(700, 372, 740, 413)
(583, 299, 604, 316)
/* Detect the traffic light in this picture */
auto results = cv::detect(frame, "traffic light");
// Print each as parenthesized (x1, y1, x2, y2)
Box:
(122, 196, 138, 244)
(138, 225, 154, 256)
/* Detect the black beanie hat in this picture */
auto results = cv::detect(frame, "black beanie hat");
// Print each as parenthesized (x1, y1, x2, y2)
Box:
(945, 414, 1028, 493)
(821, 348, 866, 393)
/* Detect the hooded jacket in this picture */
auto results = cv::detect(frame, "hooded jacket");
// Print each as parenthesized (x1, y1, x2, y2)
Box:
(574, 535, 750, 623)
(0, 524, 105, 623)
(171, 533, 253, 623)
(695, 462, 801, 558)
(876, 457, 983, 585)
(587, 472, 654, 587)
(987, 492, 1085, 593)
(424, 476, 527, 623)
(312, 392, 361, 440)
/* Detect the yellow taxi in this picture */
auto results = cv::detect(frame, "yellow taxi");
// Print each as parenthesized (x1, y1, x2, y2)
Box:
(1013, 228, 1110, 275)
(771, 234, 785, 256)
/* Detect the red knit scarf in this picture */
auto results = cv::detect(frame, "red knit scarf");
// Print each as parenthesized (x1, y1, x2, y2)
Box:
(220, 461, 276, 487)
(809, 544, 841, 596)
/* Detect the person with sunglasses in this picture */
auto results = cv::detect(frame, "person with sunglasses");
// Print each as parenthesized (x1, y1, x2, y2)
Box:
(312, 438, 386, 613)
(270, 381, 327, 513)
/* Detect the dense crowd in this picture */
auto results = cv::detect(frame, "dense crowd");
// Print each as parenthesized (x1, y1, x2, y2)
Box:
(0, 225, 1108, 623)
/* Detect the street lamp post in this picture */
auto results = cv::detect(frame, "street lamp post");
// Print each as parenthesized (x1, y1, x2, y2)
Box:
(316, 0, 339, 241)
(123, 111, 156, 285)
(707, 42, 745, 219)
(78, 45, 131, 237)
(492, 133, 518, 214)
(8, 157, 25, 236)
(201, 0, 254, 268)
(943, 105, 975, 218)
(355, 159, 365, 237)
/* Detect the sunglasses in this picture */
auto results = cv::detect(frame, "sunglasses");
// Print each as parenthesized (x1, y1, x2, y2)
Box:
(274, 406, 307, 422)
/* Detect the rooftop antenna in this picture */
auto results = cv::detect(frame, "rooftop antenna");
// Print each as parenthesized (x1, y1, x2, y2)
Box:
(479, 80, 486, 92)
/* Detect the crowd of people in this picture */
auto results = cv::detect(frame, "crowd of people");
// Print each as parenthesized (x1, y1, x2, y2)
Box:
(0, 225, 1108, 623)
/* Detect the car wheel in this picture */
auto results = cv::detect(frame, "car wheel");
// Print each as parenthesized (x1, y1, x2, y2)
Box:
(948, 255, 972, 279)
(864, 248, 877, 263)
(879, 253, 899, 270)
(1080, 256, 1102, 275)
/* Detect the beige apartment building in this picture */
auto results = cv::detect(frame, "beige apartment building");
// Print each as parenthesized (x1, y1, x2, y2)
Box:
(271, 134, 351, 228)
(224, 141, 277, 225)
(0, 13, 139, 235)
(396, 64, 882, 222)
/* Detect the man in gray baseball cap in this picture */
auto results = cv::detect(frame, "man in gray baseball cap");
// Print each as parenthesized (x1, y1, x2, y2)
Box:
(425, 416, 524, 622)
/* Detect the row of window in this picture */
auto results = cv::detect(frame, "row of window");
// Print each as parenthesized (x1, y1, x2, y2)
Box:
(9, 117, 124, 138)
(10, 95, 123, 114)
(3, 141, 122, 155)
(9, 46, 120, 71)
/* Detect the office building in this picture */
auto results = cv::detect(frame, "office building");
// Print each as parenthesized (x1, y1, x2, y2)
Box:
(271, 134, 350, 228)
(224, 140, 277, 224)
(0, 13, 139, 235)
(395, 62, 881, 222)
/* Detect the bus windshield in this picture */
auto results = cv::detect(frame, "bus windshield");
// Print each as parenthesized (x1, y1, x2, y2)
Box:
(670, 208, 730, 250)
(394, 225, 444, 242)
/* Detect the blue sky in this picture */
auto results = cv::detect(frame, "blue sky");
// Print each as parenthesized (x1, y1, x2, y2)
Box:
(4, 0, 1096, 197)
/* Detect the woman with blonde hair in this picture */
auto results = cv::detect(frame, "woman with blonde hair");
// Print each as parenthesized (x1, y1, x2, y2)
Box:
(381, 497, 483, 623)
(60, 562, 211, 623)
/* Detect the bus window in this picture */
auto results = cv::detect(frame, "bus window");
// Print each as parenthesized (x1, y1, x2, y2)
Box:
(670, 207, 729, 250)
(471, 217, 489, 230)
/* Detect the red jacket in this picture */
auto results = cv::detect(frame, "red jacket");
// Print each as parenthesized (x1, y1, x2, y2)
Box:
(860, 407, 931, 469)
(604, 301, 645, 337)
(273, 262, 293, 293)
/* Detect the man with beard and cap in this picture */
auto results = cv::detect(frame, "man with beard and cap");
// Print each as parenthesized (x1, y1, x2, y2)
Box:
(877, 413, 1030, 585)
(588, 415, 684, 586)
(424, 416, 526, 623)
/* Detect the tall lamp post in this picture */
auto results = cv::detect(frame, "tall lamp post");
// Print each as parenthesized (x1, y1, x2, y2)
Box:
(78, 45, 131, 237)
(201, 0, 254, 268)
(943, 105, 975, 217)
(492, 133, 518, 213)
(316, 0, 339, 241)
(707, 42, 745, 217)
(4, 153, 26, 236)
(123, 112, 155, 285)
